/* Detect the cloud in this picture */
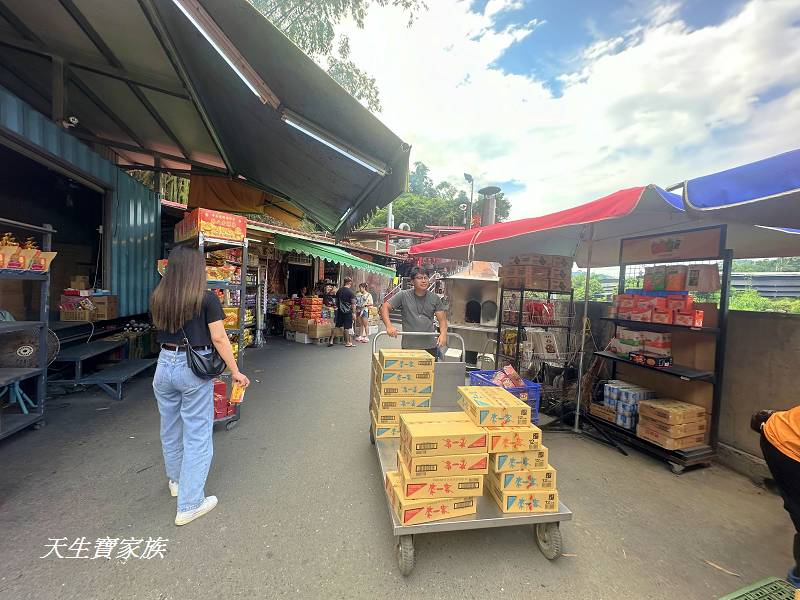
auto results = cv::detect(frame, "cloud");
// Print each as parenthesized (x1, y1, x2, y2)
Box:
(484, 0, 525, 19)
(338, 0, 800, 220)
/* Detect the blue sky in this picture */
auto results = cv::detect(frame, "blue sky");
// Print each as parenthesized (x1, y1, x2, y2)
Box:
(341, 0, 800, 219)
(478, 0, 749, 96)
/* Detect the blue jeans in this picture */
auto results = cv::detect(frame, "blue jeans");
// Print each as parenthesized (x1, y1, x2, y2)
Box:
(152, 348, 214, 512)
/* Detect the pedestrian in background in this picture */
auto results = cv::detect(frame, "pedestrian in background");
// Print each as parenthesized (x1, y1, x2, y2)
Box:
(355, 282, 374, 343)
(329, 277, 356, 347)
(151, 246, 250, 526)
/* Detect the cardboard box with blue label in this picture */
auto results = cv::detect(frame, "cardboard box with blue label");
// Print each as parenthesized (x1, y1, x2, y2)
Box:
(486, 478, 558, 514)
(375, 369, 435, 385)
(490, 447, 548, 472)
(371, 385, 432, 411)
(385, 471, 478, 525)
(484, 424, 542, 453)
(400, 418, 488, 457)
(399, 449, 490, 478)
(489, 464, 557, 491)
(457, 386, 531, 427)
(374, 380, 434, 397)
(396, 453, 484, 499)
(375, 350, 435, 372)
(371, 410, 400, 439)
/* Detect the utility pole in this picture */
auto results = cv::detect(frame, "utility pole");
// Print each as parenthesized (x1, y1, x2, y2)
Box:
(464, 173, 474, 228)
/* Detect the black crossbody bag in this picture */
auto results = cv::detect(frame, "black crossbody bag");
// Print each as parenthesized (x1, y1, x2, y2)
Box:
(181, 327, 226, 379)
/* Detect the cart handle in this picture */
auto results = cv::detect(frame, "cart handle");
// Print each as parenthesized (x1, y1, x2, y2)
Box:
(372, 330, 466, 355)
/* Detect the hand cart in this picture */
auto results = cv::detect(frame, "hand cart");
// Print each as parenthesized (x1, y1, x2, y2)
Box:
(370, 331, 573, 575)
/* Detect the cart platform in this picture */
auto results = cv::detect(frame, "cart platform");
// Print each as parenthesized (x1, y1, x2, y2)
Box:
(376, 438, 573, 536)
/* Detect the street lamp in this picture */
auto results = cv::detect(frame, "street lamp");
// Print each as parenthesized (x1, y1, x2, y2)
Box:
(464, 173, 474, 229)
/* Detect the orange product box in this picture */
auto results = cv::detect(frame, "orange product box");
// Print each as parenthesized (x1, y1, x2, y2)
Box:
(489, 464, 557, 491)
(400, 418, 488, 457)
(616, 294, 636, 308)
(174, 208, 247, 243)
(397, 453, 484, 499)
(486, 478, 558, 514)
(385, 471, 477, 526)
(398, 449, 489, 478)
(457, 386, 531, 427)
(651, 309, 673, 324)
(667, 295, 693, 312)
(674, 310, 704, 327)
(629, 307, 652, 322)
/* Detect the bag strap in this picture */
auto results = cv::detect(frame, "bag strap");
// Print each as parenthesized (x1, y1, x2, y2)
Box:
(180, 326, 193, 348)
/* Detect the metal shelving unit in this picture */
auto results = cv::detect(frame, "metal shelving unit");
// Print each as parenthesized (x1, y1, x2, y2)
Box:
(177, 232, 247, 431)
(0, 218, 53, 440)
(588, 225, 732, 473)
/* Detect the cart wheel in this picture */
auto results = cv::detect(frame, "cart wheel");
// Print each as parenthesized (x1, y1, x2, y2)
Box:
(397, 535, 415, 576)
(669, 462, 685, 475)
(33, 420, 45, 430)
(225, 419, 239, 431)
(534, 522, 562, 560)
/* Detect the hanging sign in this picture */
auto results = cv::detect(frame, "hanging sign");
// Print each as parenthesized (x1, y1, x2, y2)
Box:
(620, 226, 724, 264)
(286, 251, 313, 266)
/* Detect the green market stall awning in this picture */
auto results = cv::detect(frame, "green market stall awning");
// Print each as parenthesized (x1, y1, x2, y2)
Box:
(276, 235, 395, 278)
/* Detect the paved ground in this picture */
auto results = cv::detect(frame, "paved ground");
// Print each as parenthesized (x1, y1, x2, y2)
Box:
(0, 336, 795, 600)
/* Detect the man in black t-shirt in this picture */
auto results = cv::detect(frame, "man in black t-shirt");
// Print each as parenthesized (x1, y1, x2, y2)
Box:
(329, 277, 356, 347)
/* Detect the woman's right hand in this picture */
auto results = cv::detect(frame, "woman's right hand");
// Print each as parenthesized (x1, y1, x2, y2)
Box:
(232, 371, 251, 388)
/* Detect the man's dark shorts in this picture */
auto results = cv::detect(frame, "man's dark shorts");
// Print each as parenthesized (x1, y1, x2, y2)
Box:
(335, 311, 353, 330)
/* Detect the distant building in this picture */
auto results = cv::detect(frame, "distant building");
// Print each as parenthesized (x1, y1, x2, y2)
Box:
(730, 272, 800, 298)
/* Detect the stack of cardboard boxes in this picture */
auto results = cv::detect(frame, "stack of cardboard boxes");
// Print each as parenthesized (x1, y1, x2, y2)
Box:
(499, 254, 573, 292)
(457, 386, 558, 514)
(636, 399, 707, 450)
(386, 412, 488, 525)
(370, 349, 435, 440)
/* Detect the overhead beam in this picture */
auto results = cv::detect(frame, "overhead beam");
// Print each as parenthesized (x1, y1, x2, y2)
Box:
(51, 56, 65, 122)
(57, 0, 191, 160)
(0, 34, 190, 100)
(67, 72, 148, 149)
(71, 131, 227, 173)
(0, 1, 42, 44)
(137, 0, 234, 173)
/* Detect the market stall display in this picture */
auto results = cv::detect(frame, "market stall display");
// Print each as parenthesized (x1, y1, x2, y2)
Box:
(0, 218, 53, 440)
(173, 216, 248, 431)
(371, 332, 572, 575)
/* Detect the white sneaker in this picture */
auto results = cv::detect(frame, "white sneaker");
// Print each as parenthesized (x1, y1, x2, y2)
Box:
(168, 480, 178, 497)
(175, 495, 218, 526)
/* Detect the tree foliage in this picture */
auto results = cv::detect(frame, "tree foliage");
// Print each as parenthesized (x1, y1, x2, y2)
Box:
(249, 0, 426, 112)
(572, 273, 605, 299)
(365, 161, 511, 231)
(731, 257, 800, 272)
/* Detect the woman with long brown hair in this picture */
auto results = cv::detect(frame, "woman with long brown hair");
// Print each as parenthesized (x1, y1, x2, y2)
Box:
(151, 246, 249, 526)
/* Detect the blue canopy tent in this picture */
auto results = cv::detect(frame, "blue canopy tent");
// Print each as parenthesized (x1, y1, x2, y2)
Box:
(683, 149, 800, 229)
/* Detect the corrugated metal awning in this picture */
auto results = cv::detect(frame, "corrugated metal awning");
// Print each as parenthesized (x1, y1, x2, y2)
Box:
(0, 0, 409, 236)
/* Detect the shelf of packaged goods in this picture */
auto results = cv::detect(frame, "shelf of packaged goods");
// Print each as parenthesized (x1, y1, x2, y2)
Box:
(501, 287, 573, 294)
(0, 269, 48, 280)
(207, 281, 242, 290)
(583, 414, 716, 467)
(0, 321, 46, 334)
(600, 317, 719, 335)
(0, 367, 44, 387)
(594, 351, 714, 382)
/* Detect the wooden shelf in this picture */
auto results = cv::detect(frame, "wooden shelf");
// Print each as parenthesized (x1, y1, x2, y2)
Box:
(594, 351, 714, 382)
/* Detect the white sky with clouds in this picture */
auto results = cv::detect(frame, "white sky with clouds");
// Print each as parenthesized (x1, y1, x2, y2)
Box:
(336, 0, 800, 220)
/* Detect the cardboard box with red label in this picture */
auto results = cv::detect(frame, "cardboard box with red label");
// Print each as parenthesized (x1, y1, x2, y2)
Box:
(385, 471, 478, 525)
(174, 208, 247, 243)
(397, 454, 484, 499)
(400, 417, 488, 457)
(457, 386, 531, 427)
(398, 449, 490, 478)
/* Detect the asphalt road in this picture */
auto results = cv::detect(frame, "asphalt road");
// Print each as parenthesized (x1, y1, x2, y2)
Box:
(0, 336, 794, 599)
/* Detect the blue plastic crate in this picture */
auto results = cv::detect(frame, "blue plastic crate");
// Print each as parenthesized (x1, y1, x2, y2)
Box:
(468, 370, 541, 424)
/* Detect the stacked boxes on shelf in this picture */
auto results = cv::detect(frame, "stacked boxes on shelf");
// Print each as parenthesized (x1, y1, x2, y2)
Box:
(370, 349, 434, 440)
(387, 412, 486, 525)
(636, 399, 708, 450)
(499, 253, 573, 292)
(458, 386, 557, 514)
(611, 292, 704, 327)
(601, 380, 656, 430)
(608, 327, 674, 368)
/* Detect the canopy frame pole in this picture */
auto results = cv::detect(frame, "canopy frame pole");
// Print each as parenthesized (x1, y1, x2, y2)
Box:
(573, 224, 594, 433)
